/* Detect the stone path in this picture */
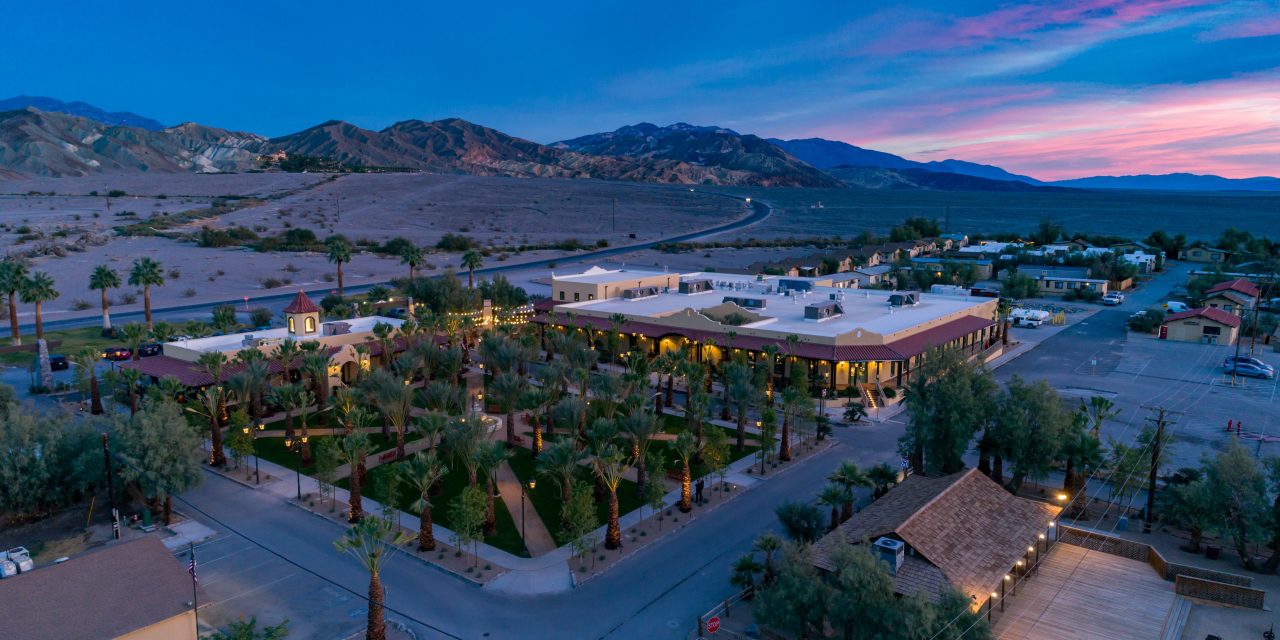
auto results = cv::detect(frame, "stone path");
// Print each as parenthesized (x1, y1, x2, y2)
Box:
(493, 461, 557, 556)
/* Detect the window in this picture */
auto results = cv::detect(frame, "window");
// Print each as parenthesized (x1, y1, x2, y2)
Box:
(559, 291, 565, 301)
(1054, 281, 1064, 289)
(1224, 304, 1233, 312)
(1087, 284, 1096, 291)
(1203, 326, 1221, 336)
(587, 294, 595, 300)
(305, 316, 316, 333)
(287, 317, 295, 333)
(574, 292, 580, 302)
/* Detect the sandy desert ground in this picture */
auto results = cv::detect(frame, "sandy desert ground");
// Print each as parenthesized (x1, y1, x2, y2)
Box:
(0, 172, 746, 323)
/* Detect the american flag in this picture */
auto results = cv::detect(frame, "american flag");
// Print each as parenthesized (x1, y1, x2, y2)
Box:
(188, 546, 198, 583)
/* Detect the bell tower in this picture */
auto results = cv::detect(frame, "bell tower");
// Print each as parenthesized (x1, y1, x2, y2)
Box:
(282, 290, 321, 336)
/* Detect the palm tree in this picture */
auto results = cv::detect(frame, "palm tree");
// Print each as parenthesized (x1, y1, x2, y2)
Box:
(191, 385, 229, 467)
(72, 348, 103, 414)
(592, 445, 631, 549)
(447, 414, 488, 487)
(724, 359, 758, 452)
(476, 441, 512, 536)
(325, 236, 352, 297)
(0, 260, 29, 346)
(620, 412, 660, 499)
(117, 368, 143, 416)
(673, 431, 696, 513)
(299, 351, 332, 417)
(827, 461, 870, 522)
(760, 344, 780, 406)
(490, 371, 526, 447)
(336, 432, 374, 522)
(867, 463, 899, 500)
(461, 250, 483, 289)
(365, 369, 413, 458)
(333, 516, 411, 640)
(89, 265, 121, 337)
(128, 257, 165, 330)
(754, 533, 782, 585)
(269, 383, 305, 441)
(537, 439, 583, 508)
(196, 351, 230, 466)
(817, 484, 850, 531)
(1081, 396, 1120, 438)
(397, 450, 448, 551)
(272, 338, 301, 385)
(20, 272, 59, 341)
(730, 554, 763, 593)
(119, 323, 148, 362)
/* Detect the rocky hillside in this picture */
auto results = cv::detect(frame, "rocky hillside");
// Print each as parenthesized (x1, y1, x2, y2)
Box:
(0, 95, 166, 130)
(827, 165, 1069, 191)
(556, 123, 844, 188)
(0, 109, 268, 177)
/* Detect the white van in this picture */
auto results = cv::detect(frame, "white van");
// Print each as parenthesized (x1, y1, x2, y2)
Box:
(1165, 301, 1191, 314)
(1009, 308, 1050, 328)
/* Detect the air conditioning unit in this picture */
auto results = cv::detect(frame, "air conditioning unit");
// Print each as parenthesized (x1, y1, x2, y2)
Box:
(873, 537, 905, 575)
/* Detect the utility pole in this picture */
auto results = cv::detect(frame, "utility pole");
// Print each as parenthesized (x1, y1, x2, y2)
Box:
(1140, 406, 1177, 534)
(101, 434, 121, 540)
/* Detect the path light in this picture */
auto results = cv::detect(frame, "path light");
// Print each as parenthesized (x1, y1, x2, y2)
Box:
(1056, 493, 1068, 502)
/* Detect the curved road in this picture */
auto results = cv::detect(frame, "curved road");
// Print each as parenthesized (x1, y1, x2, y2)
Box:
(28, 191, 772, 334)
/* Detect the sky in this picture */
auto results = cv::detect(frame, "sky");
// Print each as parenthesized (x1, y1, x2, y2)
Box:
(3, 0, 1278, 180)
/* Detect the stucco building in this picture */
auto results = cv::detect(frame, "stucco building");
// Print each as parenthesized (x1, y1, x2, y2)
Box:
(1161, 307, 1241, 344)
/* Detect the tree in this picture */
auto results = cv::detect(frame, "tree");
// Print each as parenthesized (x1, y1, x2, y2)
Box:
(1081, 396, 1120, 438)
(993, 376, 1070, 493)
(450, 485, 488, 567)
(128, 257, 165, 330)
(843, 402, 868, 424)
(367, 369, 413, 460)
(475, 441, 511, 536)
(490, 371, 526, 447)
(20, 271, 58, 340)
(71, 348, 103, 414)
(754, 533, 782, 585)
(400, 245, 424, 281)
(0, 406, 94, 518)
(119, 322, 149, 363)
(325, 236, 352, 297)
(703, 427, 731, 493)
(752, 543, 829, 638)
(208, 616, 290, 640)
(398, 450, 448, 551)
(299, 351, 332, 416)
(867, 463, 899, 499)
(312, 437, 339, 510)
(828, 461, 870, 522)
(89, 265, 121, 337)
(1031, 217, 1063, 246)
(562, 480, 598, 570)
(730, 553, 764, 593)
(1160, 479, 1217, 554)
(672, 431, 697, 513)
(0, 260, 29, 345)
(1203, 439, 1269, 570)
(336, 432, 374, 522)
(724, 359, 759, 452)
(333, 516, 411, 640)
(461, 250, 483, 289)
(774, 501, 825, 543)
(645, 453, 667, 525)
(817, 484, 851, 531)
(114, 400, 204, 525)
(824, 544, 901, 640)
(899, 349, 997, 475)
(591, 445, 631, 550)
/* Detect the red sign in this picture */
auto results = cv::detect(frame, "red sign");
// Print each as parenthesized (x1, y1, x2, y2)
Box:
(706, 617, 721, 634)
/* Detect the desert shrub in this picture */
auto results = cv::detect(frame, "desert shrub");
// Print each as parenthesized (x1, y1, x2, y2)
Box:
(436, 233, 474, 252)
(70, 299, 92, 311)
(320, 293, 344, 312)
(107, 189, 126, 197)
(250, 307, 275, 328)
(120, 293, 138, 305)
(183, 288, 197, 298)
(378, 236, 416, 256)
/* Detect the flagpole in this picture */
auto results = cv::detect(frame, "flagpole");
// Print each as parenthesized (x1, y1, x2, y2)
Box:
(189, 542, 199, 637)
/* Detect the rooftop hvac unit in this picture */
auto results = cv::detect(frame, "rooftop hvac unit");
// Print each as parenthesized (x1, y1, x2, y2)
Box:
(322, 322, 352, 336)
(873, 537, 905, 575)
(623, 286, 660, 300)
(678, 279, 713, 294)
(889, 293, 919, 307)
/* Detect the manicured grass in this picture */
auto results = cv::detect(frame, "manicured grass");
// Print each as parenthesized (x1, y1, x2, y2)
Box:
(0, 326, 115, 366)
(506, 445, 645, 547)
(254, 429, 422, 472)
(654, 414, 762, 479)
(340, 461, 527, 557)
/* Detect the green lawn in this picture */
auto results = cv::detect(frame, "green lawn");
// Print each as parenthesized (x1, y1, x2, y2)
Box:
(654, 414, 761, 479)
(253, 429, 423, 472)
(340, 461, 527, 557)
(0, 326, 116, 366)
(506, 444, 645, 547)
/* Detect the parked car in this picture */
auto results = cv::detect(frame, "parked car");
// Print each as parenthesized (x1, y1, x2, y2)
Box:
(1224, 356, 1275, 374)
(48, 354, 68, 371)
(383, 307, 408, 319)
(101, 347, 132, 361)
(1165, 301, 1191, 314)
(138, 343, 162, 357)
(4, 548, 33, 573)
(0, 557, 15, 579)
(1261, 298, 1280, 312)
(1224, 361, 1276, 380)
(1101, 293, 1124, 306)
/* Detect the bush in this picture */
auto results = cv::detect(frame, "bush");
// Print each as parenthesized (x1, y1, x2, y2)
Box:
(436, 233, 474, 252)
(1128, 310, 1163, 333)
(378, 236, 416, 256)
(70, 299, 92, 311)
(320, 293, 345, 312)
(250, 307, 275, 328)
(198, 225, 259, 248)
(774, 501, 826, 543)
(107, 189, 126, 197)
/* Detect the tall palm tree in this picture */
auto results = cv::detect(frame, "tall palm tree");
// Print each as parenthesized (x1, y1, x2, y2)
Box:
(537, 439, 583, 507)
(0, 260, 29, 346)
(620, 411, 660, 499)
(397, 450, 448, 551)
(817, 484, 850, 531)
(120, 323, 148, 362)
(89, 265, 121, 337)
(724, 359, 758, 453)
(72, 348, 103, 414)
(673, 431, 696, 513)
(1081, 395, 1120, 438)
(827, 461, 870, 522)
(271, 338, 301, 386)
(490, 371, 526, 447)
(367, 369, 414, 460)
(461, 250, 483, 289)
(20, 272, 58, 341)
(117, 368, 143, 416)
(333, 516, 411, 640)
(592, 445, 631, 550)
(196, 351, 231, 466)
(326, 236, 352, 297)
(127, 257, 165, 330)
(191, 385, 229, 467)
(754, 533, 782, 585)
(299, 351, 332, 416)
(269, 383, 305, 441)
(476, 441, 512, 536)
(371, 322, 397, 369)
(447, 414, 487, 487)
(336, 432, 374, 522)
(523, 386, 553, 458)
(416, 411, 448, 451)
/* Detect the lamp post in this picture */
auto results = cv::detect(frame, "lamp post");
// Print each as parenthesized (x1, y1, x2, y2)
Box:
(285, 435, 306, 500)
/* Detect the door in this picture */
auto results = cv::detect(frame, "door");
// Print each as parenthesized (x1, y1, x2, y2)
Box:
(1159, 325, 1168, 340)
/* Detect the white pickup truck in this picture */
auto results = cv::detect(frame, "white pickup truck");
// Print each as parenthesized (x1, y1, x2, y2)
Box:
(1009, 308, 1051, 328)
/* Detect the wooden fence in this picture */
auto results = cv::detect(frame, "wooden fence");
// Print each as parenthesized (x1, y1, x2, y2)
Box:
(1175, 575, 1266, 610)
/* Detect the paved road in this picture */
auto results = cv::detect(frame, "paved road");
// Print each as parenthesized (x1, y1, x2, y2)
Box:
(25, 192, 772, 335)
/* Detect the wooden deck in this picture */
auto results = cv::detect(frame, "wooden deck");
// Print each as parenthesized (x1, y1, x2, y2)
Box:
(992, 543, 1176, 640)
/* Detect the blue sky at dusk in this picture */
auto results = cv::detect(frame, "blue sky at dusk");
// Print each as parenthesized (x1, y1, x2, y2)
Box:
(4, 0, 1278, 179)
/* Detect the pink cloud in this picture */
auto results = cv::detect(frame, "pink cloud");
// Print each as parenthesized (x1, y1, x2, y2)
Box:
(811, 74, 1280, 180)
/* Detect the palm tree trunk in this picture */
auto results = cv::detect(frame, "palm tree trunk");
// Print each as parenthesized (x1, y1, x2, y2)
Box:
(395, 426, 405, 461)
(484, 477, 497, 536)
(348, 469, 364, 522)
(163, 495, 173, 525)
(841, 501, 853, 523)
(830, 507, 839, 531)
(34, 302, 43, 340)
(367, 571, 387, 640)
(779, 413, 792, 462)
(736, 409, 747, 452)
(506, 410, 515, 446)
(419, 502, 435, 551)
(665, 375, 673, 407)
(992, 454, 1004, 484)
(284, 410, 295, 440)
(337, 261, 345, 298)
(468, 268, 474, 290)
(7, 290, 19, 346)
(300, 421, 312, 466)
(680, 463, 692, 512)
(605, 491, 621, 549)
(100, 289, 112, 337)
(89, 372, 103, 414)
(635, 455, 648, 499)
(143, 286, 153, 330)
(210, 417, 227, 466)
(532, 419, 542, 459)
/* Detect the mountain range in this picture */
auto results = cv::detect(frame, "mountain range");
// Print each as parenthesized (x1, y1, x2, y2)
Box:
(0, 95, 1276, 192)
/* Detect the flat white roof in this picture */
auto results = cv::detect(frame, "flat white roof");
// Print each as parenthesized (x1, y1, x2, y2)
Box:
(555, 271, 990, 338)
(552, 266, 672, 285)
(168, 316, 404, 353)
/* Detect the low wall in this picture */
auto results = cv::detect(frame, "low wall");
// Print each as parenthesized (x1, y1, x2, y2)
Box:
(1175, 575, 1266, 610)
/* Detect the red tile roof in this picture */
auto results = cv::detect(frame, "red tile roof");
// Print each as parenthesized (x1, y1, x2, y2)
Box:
(283, 290, 321, 314)
(1164, 306, 1241, 327)
(1206, 278, 1260, 298)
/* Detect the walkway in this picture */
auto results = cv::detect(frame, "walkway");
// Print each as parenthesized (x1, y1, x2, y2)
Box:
(493, 461, 556, 556)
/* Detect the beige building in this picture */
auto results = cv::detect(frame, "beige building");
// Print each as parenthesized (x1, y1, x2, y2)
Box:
(1015, 265, 1109, 296)
(1203, 279, 1260, 316)
(1183, 246, 1231, 263)
(539, 268, 1000, 406)
(1161, 307, 1241, 345)
(0, 537, 202, 640)
(551, 266, 680, 303)
(125, 290, 404, 388)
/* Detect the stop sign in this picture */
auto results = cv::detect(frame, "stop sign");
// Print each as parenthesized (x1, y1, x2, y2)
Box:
(706, 617, 721, 634)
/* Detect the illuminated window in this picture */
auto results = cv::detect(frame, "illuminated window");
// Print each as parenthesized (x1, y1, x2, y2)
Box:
(574, 292, 580, 301)
(288, 317, 295, 332)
